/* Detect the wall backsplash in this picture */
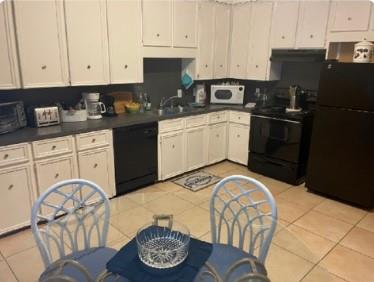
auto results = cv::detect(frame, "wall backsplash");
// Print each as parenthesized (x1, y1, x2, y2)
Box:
(0, 58, 322, 109)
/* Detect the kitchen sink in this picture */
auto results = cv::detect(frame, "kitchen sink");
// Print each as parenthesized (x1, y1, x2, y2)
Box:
(157, 106, 191, 116)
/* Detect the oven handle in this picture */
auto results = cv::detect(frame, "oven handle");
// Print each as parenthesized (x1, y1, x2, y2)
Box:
(251, 115, 301, 124)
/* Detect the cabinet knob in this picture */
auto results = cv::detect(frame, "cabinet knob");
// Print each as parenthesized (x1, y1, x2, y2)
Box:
(205, 64, 208, 68)
(94, 163, 98, 168)
(220, 64, 223, 68)
(172, 144, 175, 149)
(197, 74, 200, 78)
(347, 17, 352, 21)
(124, 64, 128, 69)
(41, 65, 47, 70)
(238, 117, 241, 120)
(237, 134, 240, 138)
(55, 173, 59, 179)
(87, 65, 91, 70)
(255, 65, 259, 68)
(217, 116, 220, 119)
(310, 34, 314, 38)
(216, 134, 219, 138)
(236, 64, 240, 67)
(185, 35, 188, 39)
(156, 33, 160, 37)
(3, 154, 9, 159)
(281, 35, 285, 39)
(92, 138, 96, 143)
(51, 145, 56, 150)
(8, 184, 13, 190)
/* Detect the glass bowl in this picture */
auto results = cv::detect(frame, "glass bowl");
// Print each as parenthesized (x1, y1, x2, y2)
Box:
(136, 215, 190, 269)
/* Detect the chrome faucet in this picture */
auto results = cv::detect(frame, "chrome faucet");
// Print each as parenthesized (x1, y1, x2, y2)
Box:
(159, 96, 180, 109)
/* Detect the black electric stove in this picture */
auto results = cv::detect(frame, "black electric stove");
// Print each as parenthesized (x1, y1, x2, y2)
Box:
(248, 106, 314, 185)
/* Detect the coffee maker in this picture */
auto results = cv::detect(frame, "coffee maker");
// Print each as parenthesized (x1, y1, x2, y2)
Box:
(82, 92, 106, 119)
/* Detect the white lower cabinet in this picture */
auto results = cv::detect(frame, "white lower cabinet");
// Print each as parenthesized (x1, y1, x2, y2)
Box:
(208, 122, 227, 164)
(228, 123, 249, 165)
(34, 155, 78, 215)
(0, 164, 35, 234)
(78, 147, 115, 199)
(185, 126, 208, 171)
(159, 131, 185, 180)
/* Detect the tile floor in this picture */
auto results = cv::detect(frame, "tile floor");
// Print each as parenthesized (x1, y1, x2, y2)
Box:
(0, 161, 373, 282)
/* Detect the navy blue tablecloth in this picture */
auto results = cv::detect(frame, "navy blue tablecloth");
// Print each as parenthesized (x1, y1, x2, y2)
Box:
(106, 233, 212, 282)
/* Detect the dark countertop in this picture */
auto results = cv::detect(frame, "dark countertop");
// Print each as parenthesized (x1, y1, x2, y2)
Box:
(0, 105, 252, 147)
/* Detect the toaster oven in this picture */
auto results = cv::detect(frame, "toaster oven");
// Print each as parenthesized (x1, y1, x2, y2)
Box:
(210, 85, 245, 105)
(0, 101, 27, 134)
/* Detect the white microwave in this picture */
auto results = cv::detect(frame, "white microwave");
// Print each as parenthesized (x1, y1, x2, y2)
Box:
(210, 85, 245, 105)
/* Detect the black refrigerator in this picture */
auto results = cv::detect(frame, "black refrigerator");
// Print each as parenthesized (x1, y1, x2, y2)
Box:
(306, 62, 374, 209)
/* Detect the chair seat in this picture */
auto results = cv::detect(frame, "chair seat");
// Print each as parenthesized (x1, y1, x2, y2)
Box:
(202, 243, 267, 281)
(40, 247, 117, 281)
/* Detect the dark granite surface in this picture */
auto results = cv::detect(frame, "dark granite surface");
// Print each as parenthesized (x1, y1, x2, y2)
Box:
(0, 105, 252, 146)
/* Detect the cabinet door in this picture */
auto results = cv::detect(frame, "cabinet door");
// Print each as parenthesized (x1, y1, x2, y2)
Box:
(0, 164, 34, 234)
(208, 123, 227, 164)
(196, 1, 215, 80)
(173, 0, 197, 48)
(160, 131, 184, 180)
(271, 1, 299, 49)
(213, 3, 230, 79)
(65, 0, 109, 85)
(142, 0, 172, 46)
(330, 1, 371, 32)
(296, 1, 330, 48)
(228, 123, 249, 165)
(35, 155, 78, 215)
(247, 2, 273, 80)
(229, 3, 251, 79)
(78, 148, 115, 200)
(107, 0, 143, 84)
(13, 0, 69, 88)
(185, 126, 207, 171)
(0, 0, 20, 89)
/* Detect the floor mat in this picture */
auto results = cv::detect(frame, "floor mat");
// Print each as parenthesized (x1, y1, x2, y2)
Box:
(172, 170, 221, 192)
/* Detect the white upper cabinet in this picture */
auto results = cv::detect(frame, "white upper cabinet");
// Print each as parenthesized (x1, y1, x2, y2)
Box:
(247, 2, 273, 81)
(371, 5, 374, 31)
(64, 0, 109, 86)
(0, 0, 20, 89)
(271, 1, 300, 49)
(213, 3, 231, 79)
(229, 3, 251, 79)
(195, 1, 215, 80)
(296, 1, 330, 49)
(13, 0, 69, 88)
(107, 0, 143, 84)
(329, 1, 372, 32)
(173, 0, 198, 48)
(142, 0, 172, 47)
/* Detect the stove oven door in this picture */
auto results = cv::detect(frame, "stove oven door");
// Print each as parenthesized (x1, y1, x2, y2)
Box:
(249, 115, 302, 163)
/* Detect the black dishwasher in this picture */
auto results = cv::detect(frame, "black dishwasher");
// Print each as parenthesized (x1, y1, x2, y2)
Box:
(113, 122, 158, 195)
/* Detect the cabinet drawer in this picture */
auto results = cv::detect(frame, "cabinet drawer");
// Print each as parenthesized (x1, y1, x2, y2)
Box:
(208, 111, 227, 124)
(229, 111, 250, 126)
(185, 114, 208, 129)
(0, 164, 34, 234)
(0, 143, 30, 167)
(32, 136, 74, 159)
(159, 118, 185, 133)
(76, 130, 111, 151)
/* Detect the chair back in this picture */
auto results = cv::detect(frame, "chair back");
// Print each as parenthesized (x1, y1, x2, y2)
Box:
(31, 179, 110, 268)
(210, 175, 277, 263)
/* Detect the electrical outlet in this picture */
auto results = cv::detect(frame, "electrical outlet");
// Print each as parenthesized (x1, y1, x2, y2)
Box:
(177, 89, 182, 98)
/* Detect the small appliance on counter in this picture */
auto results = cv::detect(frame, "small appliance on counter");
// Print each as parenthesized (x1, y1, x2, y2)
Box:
(82, 92, 106, 119)
(210, 84, 245, 105)
(26, 105, 61, 128)
(353, 40, 373, 63)
(193, 84, 207, 106)
(0, 101, 27, 134)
